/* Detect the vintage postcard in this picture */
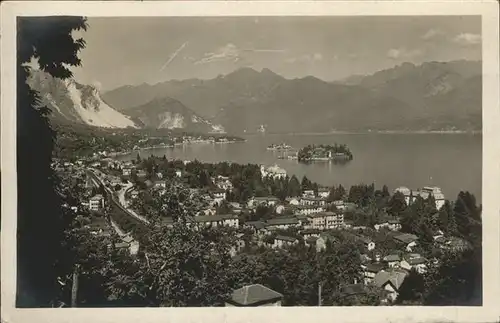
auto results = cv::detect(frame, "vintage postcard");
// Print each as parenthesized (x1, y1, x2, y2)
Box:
(1, 1, 499, 323)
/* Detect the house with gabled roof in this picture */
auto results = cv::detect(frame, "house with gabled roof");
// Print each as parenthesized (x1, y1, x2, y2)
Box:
(362, 262, 385, 285)
(273, 235, 299, 249)
(400, 254, 428, 273)
(226, 284, 283, 307)
(382, 254, 401, 268)
(373, 269, 408, 303)
(394, 233, 418, 251)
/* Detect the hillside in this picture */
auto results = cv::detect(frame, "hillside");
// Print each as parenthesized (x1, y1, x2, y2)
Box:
(28, 70, 138, 129)
(102, 60, 482, 134)
(103, 67, 286, 118)
(123, 96, 225, 133)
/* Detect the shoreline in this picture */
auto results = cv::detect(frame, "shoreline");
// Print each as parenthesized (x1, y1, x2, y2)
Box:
(108, 140, 244, 158)
(244, 130, 482, 136)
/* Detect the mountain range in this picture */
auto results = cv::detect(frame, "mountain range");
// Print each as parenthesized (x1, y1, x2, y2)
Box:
(28, 60, 482, 135)
(102, 60, 482, 134)
(27, 70, 223, 133)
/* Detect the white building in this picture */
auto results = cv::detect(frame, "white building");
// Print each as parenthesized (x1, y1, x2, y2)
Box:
(317, 187, 331, 199)
(187, 214, 239, 228)
(393, 186, 445, 210)
(260, 164, 287, 179)
(89, 194, 105, 211)
(306, 212, 344, 230)
(154, 180, 167, 189)
(295, 204, 325, 216)
(272, 235, 299, 249)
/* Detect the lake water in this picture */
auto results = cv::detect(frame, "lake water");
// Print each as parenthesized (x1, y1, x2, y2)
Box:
(122, 133, 482, 203)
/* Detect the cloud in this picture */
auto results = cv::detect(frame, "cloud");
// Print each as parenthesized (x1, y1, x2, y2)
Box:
(285, 52, 323, 64)
(453, 33, 481, 46)
(421, 29, 443, 40)
(195, 43, 286, 65)
(387, 48, 423, 60)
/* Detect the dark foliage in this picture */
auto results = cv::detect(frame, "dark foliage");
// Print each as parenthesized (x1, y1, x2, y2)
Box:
(16, 16, 87, 307)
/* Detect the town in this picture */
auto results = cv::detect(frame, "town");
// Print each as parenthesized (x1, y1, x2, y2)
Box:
(53, 151, 481, 307)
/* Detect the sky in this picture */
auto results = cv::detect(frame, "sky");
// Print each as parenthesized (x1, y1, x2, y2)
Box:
(70, 16, 482, 91)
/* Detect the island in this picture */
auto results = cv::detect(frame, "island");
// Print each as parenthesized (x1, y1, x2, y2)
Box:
(296, 144, 353, 163)
(267, 143, 293, 151)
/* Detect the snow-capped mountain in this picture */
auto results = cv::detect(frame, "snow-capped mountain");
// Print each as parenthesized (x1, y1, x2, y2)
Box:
(28, 70, 138, 129)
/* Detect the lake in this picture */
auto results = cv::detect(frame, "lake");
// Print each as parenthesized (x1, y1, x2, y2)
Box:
(121, 133, 482, 203)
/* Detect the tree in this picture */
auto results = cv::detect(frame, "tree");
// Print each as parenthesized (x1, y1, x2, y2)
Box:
(396, 269, 424, 305)
(17, 16, 88, 307)
(287, 175, 301, 197)
(381, 185, 390, 198)
(423, 248, 482, 305)
(112, 223, 236, 306)
(301, 176, 312, 191)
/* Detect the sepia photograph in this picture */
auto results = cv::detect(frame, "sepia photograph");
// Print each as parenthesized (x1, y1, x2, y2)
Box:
(1, 1, 499, 322)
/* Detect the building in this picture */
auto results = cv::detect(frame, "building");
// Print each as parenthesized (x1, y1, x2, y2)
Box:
(260, 164, 287, 179)
(122, 167, 132, 176)
(154, 180, 167, 189)
(89, 194, 105, 211)
(373, 269, 408, 303)
(300, 196, 327, 207)
(211, 188, 227, 204)
(275, 204, 286, 214)
(187, 214, 239, 228)
(273, 235, 299, 249)
(317, 187, 331, 199)
(295, 204, 324, 216)
(400, 254, 428, 274)
(305, 211, 343, 230)
(358, 235, 376, 251)
(316, 232, 339, 252)
(244, 221, 268, 235)
(394, 233, 418, 252)
(382, 254, 401, 268)
(226, 284, 283, 307)
(248, 196, 280, 207)
(301, 229, 321, 240)
(394, 186, 445, 210)
(302, 189, 315, 197)
(332, 200, 347, 211)
(374, 218, 402, 231)
(362, 263, 385, 285)
(213, 175, 233, 191)
(266, 217, 300, 230)
(285, 197, 301, 206)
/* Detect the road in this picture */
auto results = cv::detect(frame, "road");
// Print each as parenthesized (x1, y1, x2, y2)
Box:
(87, 169, 149, 224)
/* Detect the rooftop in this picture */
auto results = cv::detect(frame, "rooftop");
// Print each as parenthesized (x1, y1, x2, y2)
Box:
(394, 233, 418, 244)
(364, 262, 385, 273)
(266, 217, 299, 226)
(373, 270, 408, 290)
(228, 284, 283, 306)
(383, 254, 401, 262)
(189, 214, 239, 222)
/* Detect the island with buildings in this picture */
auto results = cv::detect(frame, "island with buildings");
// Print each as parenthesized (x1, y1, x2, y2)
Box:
(267, 143, 293, 151)
(297, 144, 354, 163)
